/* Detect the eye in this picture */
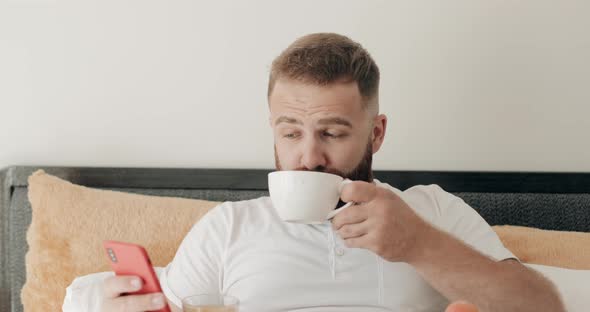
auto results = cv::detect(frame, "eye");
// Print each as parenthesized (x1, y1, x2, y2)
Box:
(283, 132, 300, 139)
(322, 131, 346, 138)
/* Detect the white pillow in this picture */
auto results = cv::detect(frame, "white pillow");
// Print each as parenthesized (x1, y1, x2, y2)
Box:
(63, 265, 588, 312)
(525, 263, 590, 312)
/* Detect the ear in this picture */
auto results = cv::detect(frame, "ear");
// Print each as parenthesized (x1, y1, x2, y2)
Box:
(371, 114, 387, 153)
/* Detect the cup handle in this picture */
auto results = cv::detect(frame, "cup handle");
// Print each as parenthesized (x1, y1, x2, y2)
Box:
(326, 179, 354, 220)
(326, 201, 354, 220)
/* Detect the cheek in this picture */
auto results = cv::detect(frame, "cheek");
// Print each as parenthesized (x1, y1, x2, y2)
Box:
(275, 142, 299, 169)
(324, 140, 366, 168)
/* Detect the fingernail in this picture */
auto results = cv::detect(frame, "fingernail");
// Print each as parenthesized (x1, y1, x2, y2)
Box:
(152, 294, 164, 307)
(130, 278, 141, 289)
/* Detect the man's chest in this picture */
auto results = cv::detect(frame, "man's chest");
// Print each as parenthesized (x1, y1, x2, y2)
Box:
(220, 224, 448, 311)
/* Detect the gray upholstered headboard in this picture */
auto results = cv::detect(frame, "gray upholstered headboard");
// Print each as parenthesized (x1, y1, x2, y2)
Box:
(1, 166, 590, 312)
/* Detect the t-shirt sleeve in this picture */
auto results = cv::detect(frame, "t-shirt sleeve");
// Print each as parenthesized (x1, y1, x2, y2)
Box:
(429, 185, 517, 262)
(160, 203, 230, 307)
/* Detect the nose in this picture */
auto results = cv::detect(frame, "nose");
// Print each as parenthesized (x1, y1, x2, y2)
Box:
(300, 138, 328, 171)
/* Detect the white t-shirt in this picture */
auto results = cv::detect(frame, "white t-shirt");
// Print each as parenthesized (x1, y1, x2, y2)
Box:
(159, 181, 516, 312)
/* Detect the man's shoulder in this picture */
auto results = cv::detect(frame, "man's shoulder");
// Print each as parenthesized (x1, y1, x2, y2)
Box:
(376, 181, 462, 222)
(376, 180, 448, 200)
(404, 183, 450, 198)
(204, 196, 275, 223)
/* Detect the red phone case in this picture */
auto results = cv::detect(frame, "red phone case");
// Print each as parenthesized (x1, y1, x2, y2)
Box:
(103, 240, 171, 312)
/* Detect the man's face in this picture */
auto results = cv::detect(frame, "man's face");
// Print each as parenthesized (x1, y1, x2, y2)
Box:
(269, 78, 386, 182)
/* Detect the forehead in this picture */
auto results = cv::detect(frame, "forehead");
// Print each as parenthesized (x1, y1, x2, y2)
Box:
(269, 78, 364, 117)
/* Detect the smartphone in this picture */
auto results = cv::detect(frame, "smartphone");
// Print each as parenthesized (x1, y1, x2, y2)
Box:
(103, 240, 171, 312)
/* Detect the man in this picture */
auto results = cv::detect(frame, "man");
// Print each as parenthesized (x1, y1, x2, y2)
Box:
(94, 33, 564, 311)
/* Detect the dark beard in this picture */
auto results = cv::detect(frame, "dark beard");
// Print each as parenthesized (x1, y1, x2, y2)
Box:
(274, 140, 374, 183)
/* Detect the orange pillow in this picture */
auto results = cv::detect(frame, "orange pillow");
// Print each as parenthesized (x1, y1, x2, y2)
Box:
(493, 225, 590, 270)
(22, 170, 219, 312)
(22, 169, 590, 310)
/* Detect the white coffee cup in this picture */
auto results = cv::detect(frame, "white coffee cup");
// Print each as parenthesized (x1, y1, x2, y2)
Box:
(268, 170, 354, 224)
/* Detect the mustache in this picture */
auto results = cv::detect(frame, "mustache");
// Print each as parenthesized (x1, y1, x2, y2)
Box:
(274, 138, 374, 183)
(289, 166, 346, 177)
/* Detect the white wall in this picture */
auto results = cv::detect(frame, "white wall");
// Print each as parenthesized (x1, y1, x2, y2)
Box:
(1, 0, 589, 172)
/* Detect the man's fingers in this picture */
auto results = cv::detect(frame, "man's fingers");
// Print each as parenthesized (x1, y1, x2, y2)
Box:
(102, 276, 168, 312)
(343, 234, 371, 249)
(445, 301, 479, 312)
(331, 204, 368, 230)
(337, 221, 370, 239)
(102, 275, 143, 298)
(112, 292, 167, 312)
(340, 181, 377, 204)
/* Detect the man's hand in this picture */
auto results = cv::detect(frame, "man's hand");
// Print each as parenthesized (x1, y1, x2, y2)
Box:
(101, 275, 168, 312)
(332, 183, 564, 312)
(332, 181, 430, 262)
(445, 301, 479, 312)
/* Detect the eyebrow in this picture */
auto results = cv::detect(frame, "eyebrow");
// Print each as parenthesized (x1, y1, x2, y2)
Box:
(274, 116, 353, 128)
(317, 117, 353, 128)
(275, 116, 303, 126)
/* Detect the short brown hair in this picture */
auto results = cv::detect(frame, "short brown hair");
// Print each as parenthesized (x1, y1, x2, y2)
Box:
(268, 33, 380, 112)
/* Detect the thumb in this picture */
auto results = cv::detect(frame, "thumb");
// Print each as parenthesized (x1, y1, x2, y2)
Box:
(445, 301, 479, 312)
